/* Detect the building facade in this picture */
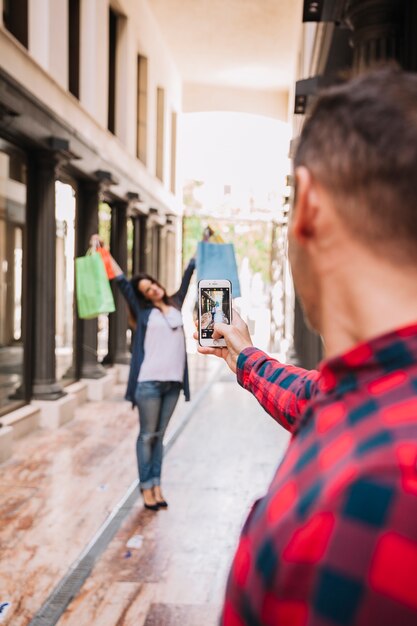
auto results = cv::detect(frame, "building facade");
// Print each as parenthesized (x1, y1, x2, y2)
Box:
(292, 0, 417, 369)
(0, 0, 183, 422)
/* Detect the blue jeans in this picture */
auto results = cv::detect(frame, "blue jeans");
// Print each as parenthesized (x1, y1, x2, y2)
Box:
(134, 381, 181, 490)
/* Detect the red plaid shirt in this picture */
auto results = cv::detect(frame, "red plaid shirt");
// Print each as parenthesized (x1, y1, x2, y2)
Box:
(222, 323, 417, 626)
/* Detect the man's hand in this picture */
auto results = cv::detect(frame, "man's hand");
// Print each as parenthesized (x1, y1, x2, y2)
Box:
(194, 309, 253, 373)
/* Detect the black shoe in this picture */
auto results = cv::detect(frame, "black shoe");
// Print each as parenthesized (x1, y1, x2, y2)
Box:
(144, 502, 159, 511)
(156, 499, 168, 508)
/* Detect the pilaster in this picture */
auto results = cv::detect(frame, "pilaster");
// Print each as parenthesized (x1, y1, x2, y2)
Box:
(106, 200, 130, 365)
(132, 214, 147, 275)
(75, 178, 107, 379)
(345, 0, 403, 71)
(29, 149, 66, 400)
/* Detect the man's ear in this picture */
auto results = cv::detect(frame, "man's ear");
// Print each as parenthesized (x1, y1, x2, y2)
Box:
(291, 166, 318, 243)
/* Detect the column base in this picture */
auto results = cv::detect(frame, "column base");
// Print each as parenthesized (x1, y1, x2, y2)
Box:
(32, 395, 77, 429)
(61, 363, 78, 381)
(82, 371, 116, 401)
(65, 380, 89, 406)
(115, 363, 129, 384)
(114, 350, 131, 366)
(101, 351, 131, 367)
(0, 405, 41, 439)
(80, 362, 107, 379)
(0, 425, 13, 464)
(32, 381, 66, 401)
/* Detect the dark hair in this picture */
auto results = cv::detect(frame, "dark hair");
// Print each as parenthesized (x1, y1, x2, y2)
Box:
(127, 273, 179, 321)
(294, 66, 417, 263)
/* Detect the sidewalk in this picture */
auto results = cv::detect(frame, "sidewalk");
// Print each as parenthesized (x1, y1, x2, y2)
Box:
(0, 354, 290, 626)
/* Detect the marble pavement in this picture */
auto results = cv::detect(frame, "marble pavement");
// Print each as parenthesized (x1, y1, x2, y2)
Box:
(0, 355, 290, 626)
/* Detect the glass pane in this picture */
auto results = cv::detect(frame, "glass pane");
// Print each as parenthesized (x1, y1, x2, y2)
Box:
(0, 142, 26, 411)
(127, 216, 133, 278)
(55, 181, 76, 383)
(97, 202, 112, 362)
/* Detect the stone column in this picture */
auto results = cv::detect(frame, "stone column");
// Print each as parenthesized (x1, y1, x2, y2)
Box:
(29, 150, 66, 400)
(106, 200, 130, 365)
(345, 0, 403, 71)
(400, 0, 417, 71)
(132, 214, 147, 275)
(164, 217, 177, 294)
(75, 179, 106, 379)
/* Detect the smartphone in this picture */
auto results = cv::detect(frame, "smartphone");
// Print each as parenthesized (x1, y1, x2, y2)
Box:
(198, 279, 232, 347)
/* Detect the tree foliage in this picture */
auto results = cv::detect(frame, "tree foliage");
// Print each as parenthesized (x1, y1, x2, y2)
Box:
(183, 215, 272, 283)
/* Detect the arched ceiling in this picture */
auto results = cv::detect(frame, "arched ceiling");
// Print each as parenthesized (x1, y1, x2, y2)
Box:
(148, 0, 303, 92)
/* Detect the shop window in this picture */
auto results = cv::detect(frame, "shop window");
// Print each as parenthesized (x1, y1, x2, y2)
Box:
(127, 216, 134, 278)
(136, 55, 148, 165)
(170, 111, 177, 194)
(55, 181, 76, 383)
(97, 202, 112, 361)
(156, 87, 165, 181)
(0, 142, 27, 413)
(3, 0, 28, 48)
(68, 0, 81, 99)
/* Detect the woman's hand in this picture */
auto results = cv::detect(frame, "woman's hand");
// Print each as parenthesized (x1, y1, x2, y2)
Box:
(89, 233, 104, 249)
(194, 309, 253, 374)
(89, 234, 124, 277)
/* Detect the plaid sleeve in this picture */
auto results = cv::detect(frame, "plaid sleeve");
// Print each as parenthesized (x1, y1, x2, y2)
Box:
(236, 347, 320, 433)
(222, 469, 417, 626)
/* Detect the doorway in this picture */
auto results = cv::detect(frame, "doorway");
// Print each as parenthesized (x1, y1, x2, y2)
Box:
(55, 180, 76, 383)
(0, 141, 26, 413)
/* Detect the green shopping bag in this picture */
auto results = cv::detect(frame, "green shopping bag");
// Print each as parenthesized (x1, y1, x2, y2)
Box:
(75, 251, 116, 319)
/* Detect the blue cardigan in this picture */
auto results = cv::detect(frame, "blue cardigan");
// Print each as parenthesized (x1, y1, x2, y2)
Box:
(115, 258, 196, 406)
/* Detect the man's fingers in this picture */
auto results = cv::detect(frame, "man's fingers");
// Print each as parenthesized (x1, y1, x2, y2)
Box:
(197, 345, 223, 357)
(213, 321, 244, 342)
(231, 309, 243, 324)
(231, 309, 250, 333)
(212, 322, 229, 339)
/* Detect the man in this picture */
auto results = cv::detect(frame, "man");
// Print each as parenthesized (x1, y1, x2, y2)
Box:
(197, 68, 417, 625)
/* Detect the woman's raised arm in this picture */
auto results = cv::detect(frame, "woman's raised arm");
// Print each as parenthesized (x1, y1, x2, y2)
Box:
(90, 234, 123, 277)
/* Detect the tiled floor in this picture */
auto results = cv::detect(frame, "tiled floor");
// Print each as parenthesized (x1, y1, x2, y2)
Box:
(0, 354, 290, 626)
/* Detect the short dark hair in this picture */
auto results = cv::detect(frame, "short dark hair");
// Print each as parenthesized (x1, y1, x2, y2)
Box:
(129, 273, 168, 309)
(127, 274, 179, 322)
(294, 67, 417, 263)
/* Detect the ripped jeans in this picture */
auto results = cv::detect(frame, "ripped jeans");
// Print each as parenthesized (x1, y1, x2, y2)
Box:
(134, 380, 181, 490)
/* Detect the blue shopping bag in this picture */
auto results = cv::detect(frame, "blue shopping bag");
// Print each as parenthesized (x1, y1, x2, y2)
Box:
(196, 241, 241, 298)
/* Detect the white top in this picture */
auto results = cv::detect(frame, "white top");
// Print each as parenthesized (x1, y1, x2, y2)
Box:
(138, 307, 186, 383)
(213, 303, 223, 323)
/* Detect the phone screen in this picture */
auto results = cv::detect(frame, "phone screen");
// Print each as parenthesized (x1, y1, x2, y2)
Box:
(199, 287, 231, 339)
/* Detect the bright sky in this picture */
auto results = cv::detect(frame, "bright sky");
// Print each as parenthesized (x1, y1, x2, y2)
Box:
(178, 111, 291, 209)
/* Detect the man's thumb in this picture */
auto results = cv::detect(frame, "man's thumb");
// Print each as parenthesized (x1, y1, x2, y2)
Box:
(212, 322, 229, 339)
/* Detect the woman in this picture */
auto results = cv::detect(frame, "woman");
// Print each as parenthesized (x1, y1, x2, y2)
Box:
(94, 237, 195, 511)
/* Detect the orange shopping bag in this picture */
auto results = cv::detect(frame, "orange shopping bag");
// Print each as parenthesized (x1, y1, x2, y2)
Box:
(97, 246, 116, 279)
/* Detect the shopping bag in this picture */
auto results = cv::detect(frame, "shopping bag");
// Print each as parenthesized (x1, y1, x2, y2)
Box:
(75, 251, 116, 319)
(196, 241, 241, 297)
(97, 246, 116, 279)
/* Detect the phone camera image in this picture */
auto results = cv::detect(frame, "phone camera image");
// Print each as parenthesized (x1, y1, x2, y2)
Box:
(200, 287, 230, 338)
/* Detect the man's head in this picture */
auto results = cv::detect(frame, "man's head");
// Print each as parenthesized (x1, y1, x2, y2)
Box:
(289, 67, 417, 332)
